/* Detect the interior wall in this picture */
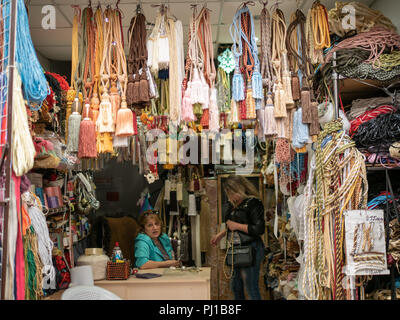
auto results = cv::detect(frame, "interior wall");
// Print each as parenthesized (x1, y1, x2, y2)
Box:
(371, 0, 400, 31)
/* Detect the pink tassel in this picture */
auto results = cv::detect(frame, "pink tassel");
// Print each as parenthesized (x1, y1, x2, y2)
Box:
(182, 82, 196, 122)
(190, 68, 205, 105)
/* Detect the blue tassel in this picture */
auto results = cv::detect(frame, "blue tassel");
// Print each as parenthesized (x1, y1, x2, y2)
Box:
(292, 107, 309, 149)
(255, 98, 262, 110)
(232, 73, 245, 101)
(251, 71, 263, 100)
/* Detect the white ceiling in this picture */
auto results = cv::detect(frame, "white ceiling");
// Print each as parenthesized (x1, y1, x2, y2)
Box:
(27, 0, 375, 61)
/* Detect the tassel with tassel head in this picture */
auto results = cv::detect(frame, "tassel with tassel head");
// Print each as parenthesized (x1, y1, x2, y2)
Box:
(182, 82, 196, 122)
(251, 67, 263, 100)
(78, 101, 97, 158)
(246, 86, 256, 120)
(109, 79, 120, 124)
(309, 99, 320, 136)
(96, 91, 115, 133)
(264, 93, 278, 137)
(90, 92, 100, 124)
(190, 67, 205, 105)
(273, 82, 287, 118)
(139, 70, 150, 103)
(65, 88, 76, 143)
(232, 68, 245, 102)
(126, 74, 135, 106)
(66, 96, 82, 153)
(291, 73, 300, 101)
(301, 79, 312, 124)
(115, 97, 134, 137)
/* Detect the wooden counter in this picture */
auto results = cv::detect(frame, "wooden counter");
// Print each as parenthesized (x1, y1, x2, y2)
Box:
(94, 267, 211, 300)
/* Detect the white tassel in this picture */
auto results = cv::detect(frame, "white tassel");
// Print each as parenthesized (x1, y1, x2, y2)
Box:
(188, 194, 197, 216)
(113, 135, 129, 148)
(157, 36, 170, 70)
(209, 88, 220, 133)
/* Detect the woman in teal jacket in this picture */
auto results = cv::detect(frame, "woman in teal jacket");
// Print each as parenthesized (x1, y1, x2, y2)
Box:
(134, 211, 180, 269)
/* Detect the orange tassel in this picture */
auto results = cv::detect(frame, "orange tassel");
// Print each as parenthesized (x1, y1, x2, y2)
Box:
(115, 98, 134, 137)
(200, 108, 209, 129)
(90, 92, 100, 124)
(109, 82, 120, 124)
(246, 88, 256, 120)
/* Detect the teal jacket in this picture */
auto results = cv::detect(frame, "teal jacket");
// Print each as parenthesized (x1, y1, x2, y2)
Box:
(134, 232, 174, 268)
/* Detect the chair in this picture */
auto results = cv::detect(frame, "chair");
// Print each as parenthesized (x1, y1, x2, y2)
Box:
(61, 285, 122, 300)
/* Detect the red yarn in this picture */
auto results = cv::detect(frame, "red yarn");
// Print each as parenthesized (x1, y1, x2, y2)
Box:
(45, 72, 70, 91)
(46, 87, 55, 110)
(350, 105, 396, 136)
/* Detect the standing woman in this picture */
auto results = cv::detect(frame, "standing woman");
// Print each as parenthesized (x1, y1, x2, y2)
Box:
(135, 211, 180, 269)
(211, 175, 265, 300)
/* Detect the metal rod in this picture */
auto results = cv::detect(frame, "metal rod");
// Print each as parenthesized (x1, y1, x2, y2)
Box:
(332, 51, 339, 120)
(1, 0, 17, 300)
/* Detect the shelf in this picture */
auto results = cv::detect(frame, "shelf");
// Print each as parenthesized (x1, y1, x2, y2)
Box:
(366, 164, 400, 171)
(46, 206, 68, 216)
(338, 77, 400, 106)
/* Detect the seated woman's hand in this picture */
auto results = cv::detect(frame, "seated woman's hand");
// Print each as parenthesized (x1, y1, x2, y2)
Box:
(166, 259, 181, 267)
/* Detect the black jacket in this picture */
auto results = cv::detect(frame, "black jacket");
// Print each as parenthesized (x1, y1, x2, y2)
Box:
(225, 197, 265, 245)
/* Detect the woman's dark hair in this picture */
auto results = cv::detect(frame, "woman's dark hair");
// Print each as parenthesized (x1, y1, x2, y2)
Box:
(137, 210, 163, 233)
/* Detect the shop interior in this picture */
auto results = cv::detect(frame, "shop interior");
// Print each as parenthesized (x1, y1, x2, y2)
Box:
(1, 0, 400, 300)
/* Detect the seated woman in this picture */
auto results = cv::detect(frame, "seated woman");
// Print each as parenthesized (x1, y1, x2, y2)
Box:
(134, 210, 180, 269)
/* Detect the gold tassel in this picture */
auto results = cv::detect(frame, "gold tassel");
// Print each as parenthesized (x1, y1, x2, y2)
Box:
(97, 132, 114, 154)
(274, 83, 287, 118)
(65, 88, 76, 143)
(246, 88, 256, 120)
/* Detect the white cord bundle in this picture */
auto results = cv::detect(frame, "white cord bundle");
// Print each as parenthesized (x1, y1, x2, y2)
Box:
(12, 68, 35, 176)
(26, 193, 56, 290)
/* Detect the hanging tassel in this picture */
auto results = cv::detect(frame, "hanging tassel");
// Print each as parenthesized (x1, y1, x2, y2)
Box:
(273, 83, 287, 118)
(146, 67, 158, 99)
(90, 92, 100, 124)
(209, 87, 220, 133)
(66, 97, 82, 153)
(182, 83, 196, 122)
(292, 107, 309, 149)
(115, 97, 134, 137)
(232, 71, 245, 101)
(65, 88, 76, 143)
(132, 73, 140, 104)
(139, 71, 150, 103)
(257, 108, 266, 142)
(309, 100, 320, 136)
(228, 98, 239, 125)
(264, 93, 277, 137)
(96, 92, 115, 133)
(78, 102, 97, 159)
(126, 75, 135, 106)
(200, 72, 209, 109)
(291, 74, 300, 101)
(282, 53, 295, 109)
(301, 81, 312, 124)
(157, 36, 170, 70)
(113, 135, 129, 148)
(251, 69, 263, 100)
(109, 82, 120, 124)
(246, 88, 256, 120)
(188, 194, 197, 216)
(132, 109, 138, 135)
(200, 108, 210, 129)
(190, 68, 205, 105)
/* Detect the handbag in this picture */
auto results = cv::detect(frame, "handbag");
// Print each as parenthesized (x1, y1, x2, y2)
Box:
(224, 231, 255, 272)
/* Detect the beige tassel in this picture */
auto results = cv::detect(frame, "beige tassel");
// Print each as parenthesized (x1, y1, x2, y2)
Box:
(96, 92, 115, 133)
(115, 97, 134, 137)
(264, 94, 277, 137)
(274, 83, 287, 118)
(109, 81, 121, 124)
(246, 88, 256, 120)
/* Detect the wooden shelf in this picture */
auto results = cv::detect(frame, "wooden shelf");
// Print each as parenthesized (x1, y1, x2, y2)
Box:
(339, 77, 400, 106)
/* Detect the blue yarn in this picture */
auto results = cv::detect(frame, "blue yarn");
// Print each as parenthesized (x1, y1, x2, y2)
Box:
(292, 108, 309, 149)
(3, 0, 49, 106)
